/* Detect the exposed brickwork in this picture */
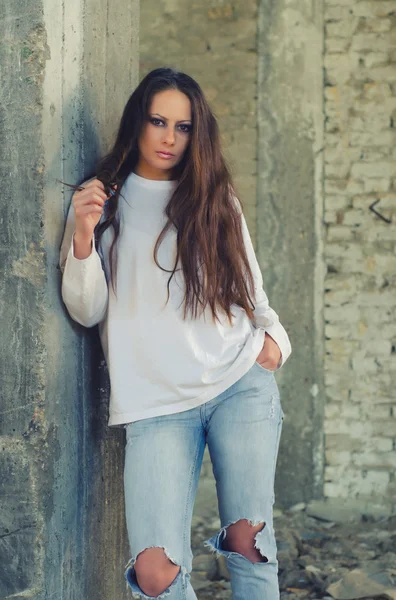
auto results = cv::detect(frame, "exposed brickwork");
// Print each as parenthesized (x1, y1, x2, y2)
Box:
(323, 0, 396, 506)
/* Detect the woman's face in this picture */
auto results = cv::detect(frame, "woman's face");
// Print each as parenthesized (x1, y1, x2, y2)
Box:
(136, 89, 192, 180)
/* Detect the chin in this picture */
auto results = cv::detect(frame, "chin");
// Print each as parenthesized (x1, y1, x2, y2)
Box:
(152, 159, 176, 171)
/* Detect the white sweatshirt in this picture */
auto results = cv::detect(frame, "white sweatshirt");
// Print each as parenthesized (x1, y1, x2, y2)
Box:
(60, 172, 291, 425)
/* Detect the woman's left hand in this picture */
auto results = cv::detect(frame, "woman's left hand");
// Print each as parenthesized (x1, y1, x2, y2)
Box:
(256, 333, 282, 371)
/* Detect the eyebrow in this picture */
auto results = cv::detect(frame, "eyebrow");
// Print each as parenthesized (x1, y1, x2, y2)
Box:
(151, 112, 192, 124)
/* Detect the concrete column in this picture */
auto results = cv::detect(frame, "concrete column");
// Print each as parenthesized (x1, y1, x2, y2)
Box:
(257, 0, 325, 505)
(0, 1, 139, 598)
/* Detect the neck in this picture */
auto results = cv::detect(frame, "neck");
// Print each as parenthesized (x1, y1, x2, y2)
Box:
(135, 161, 173, 181)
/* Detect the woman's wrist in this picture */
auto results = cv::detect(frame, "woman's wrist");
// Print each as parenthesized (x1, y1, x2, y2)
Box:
(73, 231, 93, 260)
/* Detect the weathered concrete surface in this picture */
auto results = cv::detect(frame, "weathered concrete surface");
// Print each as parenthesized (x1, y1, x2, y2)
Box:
(257, 0, 325, 505)
(0, 1, 139, 598)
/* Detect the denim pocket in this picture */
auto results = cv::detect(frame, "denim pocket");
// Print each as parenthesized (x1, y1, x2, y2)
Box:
(254, 360, 275, 375)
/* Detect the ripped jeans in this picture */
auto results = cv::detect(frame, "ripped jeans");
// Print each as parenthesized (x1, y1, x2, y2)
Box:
(123, 361, 284, 599)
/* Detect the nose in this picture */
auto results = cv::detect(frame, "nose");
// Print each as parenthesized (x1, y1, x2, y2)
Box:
(163, 126, 175, 146)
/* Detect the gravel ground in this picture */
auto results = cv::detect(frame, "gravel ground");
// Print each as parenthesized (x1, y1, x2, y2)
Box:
(190, 502, 396, 600)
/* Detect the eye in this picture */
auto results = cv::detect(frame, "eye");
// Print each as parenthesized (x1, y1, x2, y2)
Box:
(150, 117, 164, 126)
(178, 124, 192, 133)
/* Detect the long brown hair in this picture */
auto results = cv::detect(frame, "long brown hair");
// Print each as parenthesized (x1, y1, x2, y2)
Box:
(95, 67, 255, 322)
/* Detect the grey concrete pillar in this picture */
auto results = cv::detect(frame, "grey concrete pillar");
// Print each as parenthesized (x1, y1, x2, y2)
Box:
(0, 1, 139, 598)
(257, 0, 325, 505)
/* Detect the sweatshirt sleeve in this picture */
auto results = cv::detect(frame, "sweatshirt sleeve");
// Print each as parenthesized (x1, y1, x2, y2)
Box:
(59, 200, 108, 328)
(240, 212, 292, 370)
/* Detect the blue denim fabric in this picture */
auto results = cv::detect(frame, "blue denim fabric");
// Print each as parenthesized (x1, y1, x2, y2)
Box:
(123, 361, 284, 599)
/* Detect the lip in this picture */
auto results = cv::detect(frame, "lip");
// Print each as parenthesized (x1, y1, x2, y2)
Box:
(156, 151, 175, 159)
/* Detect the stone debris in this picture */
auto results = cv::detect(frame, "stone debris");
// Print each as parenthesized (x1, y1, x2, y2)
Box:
(327, 568, 396, 600)
(191, 505, 396, 600)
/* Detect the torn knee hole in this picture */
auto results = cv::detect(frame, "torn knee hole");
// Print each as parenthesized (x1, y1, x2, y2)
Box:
(133, 547, 182, 597)
(221, 520, 269, 563)
(254, 529, 269, 563)
(135, 546, 178, 568)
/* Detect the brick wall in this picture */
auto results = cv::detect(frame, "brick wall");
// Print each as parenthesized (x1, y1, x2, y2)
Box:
(323, 0, 396, 507)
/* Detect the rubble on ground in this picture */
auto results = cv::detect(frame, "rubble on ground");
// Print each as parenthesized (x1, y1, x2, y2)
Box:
(191, 503, 396, 600)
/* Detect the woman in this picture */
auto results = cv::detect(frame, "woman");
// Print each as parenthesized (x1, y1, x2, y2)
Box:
(60, 67, 291, 600)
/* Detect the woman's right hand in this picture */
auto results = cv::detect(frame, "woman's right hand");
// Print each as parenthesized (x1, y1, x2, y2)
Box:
(72, 179, 115, 259)
(72, 178, 109, 240)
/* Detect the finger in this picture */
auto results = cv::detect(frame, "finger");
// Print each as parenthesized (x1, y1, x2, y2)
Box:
(80, 179, 106, 198)
(258, 353, 274, 367)
(88, 178, 105, 191)
(73, 205, 104, 218)
(75, 200, 104, 211)
(85, 186, 107, 201)
(75, 206, 104, 216)
(92, 192, 107, 204)
(258, 360, 275, 371)
(93, 187, 108, 201)
(74, 195, 105, 209)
